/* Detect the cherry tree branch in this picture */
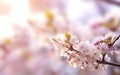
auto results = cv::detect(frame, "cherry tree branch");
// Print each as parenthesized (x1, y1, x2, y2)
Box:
(103, 0, 120, 6)
(97, 60, 120, 67)
(53, 38, 120, 67)
(97, 52, 120, 67)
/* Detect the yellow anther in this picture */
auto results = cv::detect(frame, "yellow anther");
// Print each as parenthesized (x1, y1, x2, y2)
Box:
(64, 32, 71, 41)
(45, 9, 54, 21)
(45, 9, 54, 27)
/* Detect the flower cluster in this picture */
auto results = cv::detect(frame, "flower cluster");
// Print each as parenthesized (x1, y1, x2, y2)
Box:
(53, 32, 112, 70)
(52, 18, 120, 69)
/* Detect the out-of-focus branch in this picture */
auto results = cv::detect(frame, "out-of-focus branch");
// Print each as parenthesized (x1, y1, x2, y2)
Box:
(95, 0, 106, 15)
(90, 0, 120, 6)
(102, 0, 120, 6)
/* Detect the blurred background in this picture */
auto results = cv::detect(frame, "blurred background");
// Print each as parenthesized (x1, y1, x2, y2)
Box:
(0, 0, 120, 75)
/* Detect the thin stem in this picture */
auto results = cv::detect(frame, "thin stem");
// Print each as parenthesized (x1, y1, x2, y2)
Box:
(98, 52, 120, 67)
(97, 60, 120, 67)
(102, 53, 106, 61)
(112, 35, 120, 46)
(53, 38, 80, 55)
(53, 38, 80, 53)
(108, 35, 120, 47)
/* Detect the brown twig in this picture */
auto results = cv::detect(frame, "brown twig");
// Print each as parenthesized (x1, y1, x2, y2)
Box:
(97, 52, 120, 67)
(108, 35, 120, 47)
(102, 53, 106, 61)
(97, 60, 120, 67)
(52, 38, 80, 53)
(112, 35, 120, 46)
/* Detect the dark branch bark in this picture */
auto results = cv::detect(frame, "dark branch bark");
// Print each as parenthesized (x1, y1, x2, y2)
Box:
(97, 60, 120, 67)
(102, 53, 106, 61)
(112, 35, 120, 46)
(97, 51, 120, 67)
(108, 35, 120, 47)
